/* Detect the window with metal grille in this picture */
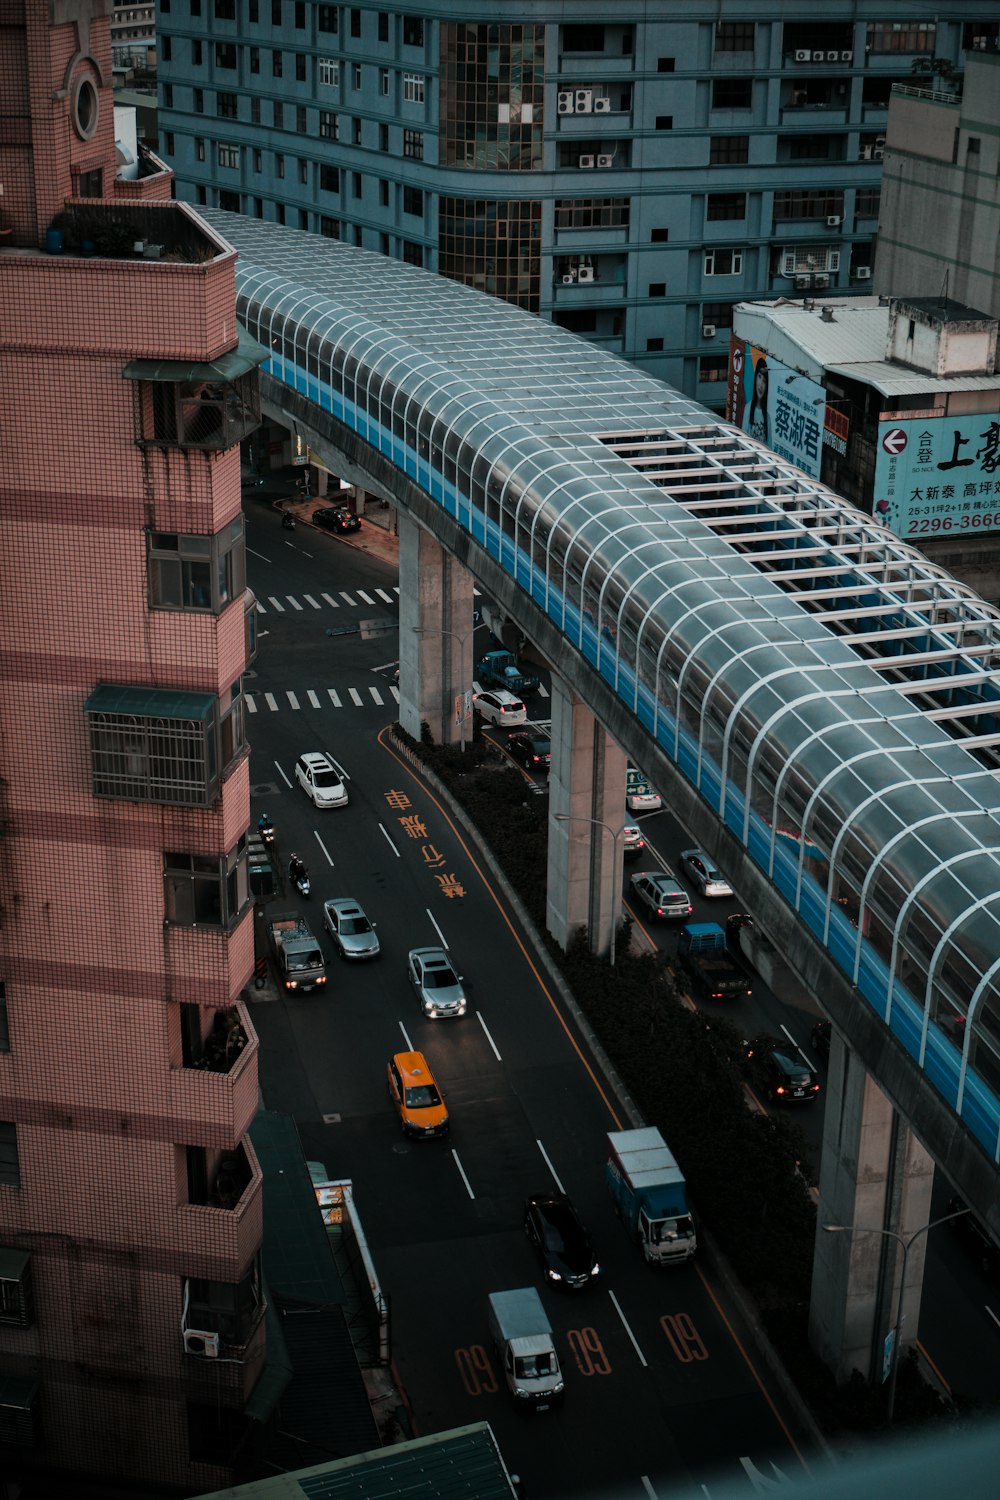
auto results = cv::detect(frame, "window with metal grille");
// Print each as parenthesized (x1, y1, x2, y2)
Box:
(272, 50, 283, 78)
(0, 1251, 33, 1328)
(698, 355, 729, 382)
(86, 691, 242, 808)
(273, 101, 284, 128)
(701, 301, 734, 329)
(773, 189, 844, 221)
(320, 216, 340, 239)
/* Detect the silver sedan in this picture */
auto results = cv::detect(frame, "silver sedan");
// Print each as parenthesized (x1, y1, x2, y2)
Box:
(408, 946, 467, 1018)
(678, 849, 734, 899)
(323, 898, 380, 959)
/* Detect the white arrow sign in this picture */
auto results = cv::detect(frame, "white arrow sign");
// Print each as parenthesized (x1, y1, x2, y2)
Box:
(882, 428, 907, 455)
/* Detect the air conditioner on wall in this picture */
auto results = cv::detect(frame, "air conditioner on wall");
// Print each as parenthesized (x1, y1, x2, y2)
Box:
(577, 266, 595, 282)
(794, 49, 811, 62)
(594, 96, 612, 113)
(813, 274, 830, 289)
(184, 1329, 220, 1358)
(561, 273, 576, 284)
(841, 51, 853, 62)
(702, 323, 717, 338)
(557, 91, 574, 114)
(795, 275, 812, 289)
(578, 154, 596, 167)
(597, 154, 614, 168)
(875, 136, 886, 147)
(575, 89, 593, 112)
(826, 215, 842, 227)
(860, 146, 873, 160)
(812, 51, 826, 61)
(855, 266, 872, 280)
(827, 50, 840, 61)
(873, 148, 884, 160)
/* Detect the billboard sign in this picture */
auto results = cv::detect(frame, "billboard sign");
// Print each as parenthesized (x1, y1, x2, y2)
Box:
(872, 412, 1000, 538)
(726, 337, 825, 478)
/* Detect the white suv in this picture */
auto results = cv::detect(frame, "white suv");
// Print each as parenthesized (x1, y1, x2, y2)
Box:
(295, 751, 348, 808)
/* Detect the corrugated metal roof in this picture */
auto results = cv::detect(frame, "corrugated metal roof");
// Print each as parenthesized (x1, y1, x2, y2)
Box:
(825, 360, 1000, 396)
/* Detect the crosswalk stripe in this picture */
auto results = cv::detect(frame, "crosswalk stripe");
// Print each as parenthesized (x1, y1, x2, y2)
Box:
(256, 601, 267, 615)
(472, 680, 483, 693)
(393, 586, 400, 595)
(375, 588, 394, 603)
(302, 594, 322, 610)
(264, 692, 279, 711)
(246, 695, 258, 713)
(307, 690, 321, 707)
(391, 686, 400, 703)
(286, 691, 300, 709)
(267, 597, 285, 613)
(356, 589, 375, 605)
(328, 689, 342, 707)
(369, 686, 384, 705)
(339, 591, 354, 605)
(288, 597, 304, 611)
(537, 684, 549, 698)
(321, 593, 340, 609)
(348, 688, 363, 706)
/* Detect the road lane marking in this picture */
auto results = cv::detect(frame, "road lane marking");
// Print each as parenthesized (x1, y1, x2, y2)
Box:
(286, 691, 301, 710)
(375, 588, 394, 603)
(307, 690, 321, 708)
(348, 688, 363, 706)
(397, 1021, 414, 1051)
(321, 593, 340, 608)
(356, 589, 375, 604)
(391, 687, 400, 702)
(477, 1013, 502, 1061)
(379, 824, 401, 857)
(247, 696, 258, 713)
(288, 596, 304, 611)
(274, 760, 293, 788)
(369, 687, 384, 705)
(314, 831, 334, 866)
(536, 1139, 564, 1193)
(640, 1479, 658, 1499)
(452, 1150, 475, 1200)
(264, 693, 279, 711)
(426, 908, 449, 948)
(267, 596, 285, 612)
(339, 591, 355, 605)
(608, 1289, 648, 1368)
(327, 689, 342, 707)
(303, 594, 322, 609)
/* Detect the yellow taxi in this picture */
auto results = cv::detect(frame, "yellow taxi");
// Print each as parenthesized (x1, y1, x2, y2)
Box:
(387, 1051, 450, 1138)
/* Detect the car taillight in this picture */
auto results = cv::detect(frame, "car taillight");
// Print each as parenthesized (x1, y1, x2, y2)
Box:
(775, 1086, 786, 1096)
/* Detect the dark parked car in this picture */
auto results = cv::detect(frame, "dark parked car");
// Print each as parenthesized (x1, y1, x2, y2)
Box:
(810, 1020, 832, 1062)
(506, 731, 551, 771)
(314, 505, 361, 535)
(745, 1039, 821, 1104)
(947, 1196, 1000, 1277)
(523, 1192, 600, 1289)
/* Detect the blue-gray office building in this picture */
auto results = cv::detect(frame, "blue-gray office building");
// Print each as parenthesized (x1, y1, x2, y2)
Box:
(157, 2, 995, 404)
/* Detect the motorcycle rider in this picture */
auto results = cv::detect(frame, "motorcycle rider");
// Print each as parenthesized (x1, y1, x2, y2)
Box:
(258, 812, 275, 843)
(288, 852, 308, 889)
(281, 509, 296, 530)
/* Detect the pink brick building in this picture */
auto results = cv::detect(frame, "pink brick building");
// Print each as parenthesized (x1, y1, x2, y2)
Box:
(0, 2, 267, 1490)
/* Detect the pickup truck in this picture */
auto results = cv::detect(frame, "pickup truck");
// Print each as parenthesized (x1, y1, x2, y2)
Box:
(677, 922, 752, 1000)
(268, 912, 328, 993)
(476, 649, 540, 696)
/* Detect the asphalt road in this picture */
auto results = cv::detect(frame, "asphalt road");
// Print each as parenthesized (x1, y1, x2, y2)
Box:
(241, 492, 1000, 1494)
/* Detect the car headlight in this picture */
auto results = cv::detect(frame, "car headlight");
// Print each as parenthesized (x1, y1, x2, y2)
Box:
(547, 1269, 562, 1282)
(286, 981, 298, 989)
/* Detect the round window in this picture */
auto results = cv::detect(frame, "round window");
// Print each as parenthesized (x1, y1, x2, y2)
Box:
(72, 76, 99, 141)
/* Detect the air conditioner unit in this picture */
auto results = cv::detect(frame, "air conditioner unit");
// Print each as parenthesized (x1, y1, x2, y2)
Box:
(826, 215, 842, 227)
(794, 49, 811, 62)
(855, 266, 872, 280)
(593, 96, 612, 113)
(859, 145, 873, 160)
(813, 274, 830, 289)
(596, 154, 614, 168)
(795, 275, 812, 289)
(575, 89, 593, 113)
(578, 154, 596, 168)
(557, 91, 574, 114)
(184, 1329, 220, 1358)
(561, 273, 576, 284)
(873, 148, 884, 161)
(812, 51, 826, 62)
(827, 50, 840, 61)
(577, 266, 595, 282)
(875, 136, 886, 147)
(841, 50, 853, 62)
(702, 323, 717, 338)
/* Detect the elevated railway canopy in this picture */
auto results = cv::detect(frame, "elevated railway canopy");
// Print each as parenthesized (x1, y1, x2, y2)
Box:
(210, 211, 1000, 1211)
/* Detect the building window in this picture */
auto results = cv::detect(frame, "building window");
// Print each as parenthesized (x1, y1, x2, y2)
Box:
(191, 0, 201, 13)
(0, 1124, 21, 1188)
(704, 247, 743, 275)
(191, 87, 202, 113)
(403, 16, 424, 47)
(213, 0, 235, 16)
(164, 130, 175, 154)
(248, 45, 259, 73)
(710, 135, 749, 165)
(296, 53, 306, 82)
(379, 122, 389, 151)
(272, 50, 283, 78)
(318, 4, 337, 33)
(856, 187, 880, 217)
(380, 67, 390, 95)
(711, 77, 752, 109)
(149, 520, 246, 616)
(646, 338, 664, 352)
(352, 62, 362, 89)
(320, 164, 340, 192)
(298, 157, 308, 184)
(865, 21, 935, 53)
(353, 225, 363, 247)
(296, 105, 307, 132)
(437, 196, 541, 313)
(251, 97, 261, 125)
(215, 41, 236, 68)
(655, 116, 674, 131)
(773, 189, 843, 221)
(0, 983, 9, 1054)
(789, 134, 832, 160)
(379, 179, 389, 206)
(164, 83, 175, 108)
(707, 192, 746, 221)
(217, 91, 238, 119)
(188, 1403, 245, 1468)
(352, 171, 362, 198)
(440, 21, 543, 171)
(195, 137, 206, 161)
(699, 355, 729, 382)
(164, 839, 249, 928)
(701, 301, 734, 330)
(275, 152, 284, 178)
(403, 185, 424, 216)
(87, 685, 244, 808)
(253, 148, 262, 172)
(320, 110, 338, 140)
(648, 282, 666, 297)
(248, 0, 258, 18)
(162, 36, 173, 62)
(563, 25, 605, 52)
(185, 1261, 262, 1347)
(271, 0, 281, 21)
(403, 128, 423, 159)
(0, 1249, 33, 1327)
(350, 8, 361, 38)
(294, 0, 305, 27)
(403, 73, 425, 104)
(352, 117, 362, 144)
(402, 240, 424, 266)
(554, 197, 630, 230)
(657, 57, 675, 72)
(253, 197, 263, 217)
(319, 57, 339, 87)
(218, 143, 240, 169)
(715, 22, 755, 51)
(379, 13, 389, 42)
(196, 185, 207, 204)
(273, 101, 284, 127)
(320, 216, 340, 239)
(651, 226, 669, 242)
(192, 38, 203, 65)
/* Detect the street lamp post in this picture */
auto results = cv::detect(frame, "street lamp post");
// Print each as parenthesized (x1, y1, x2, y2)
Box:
(554, 812, 625, 966)
(822, 1204, 970, 1422)
(411, 626, 474, 752)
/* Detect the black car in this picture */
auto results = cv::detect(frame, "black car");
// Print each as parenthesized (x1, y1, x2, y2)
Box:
(947, 1196, 1000, 1277)
(506, 731, 551, 771)
(745, 1039, 821, 1104)
(314, 505, 361, 535)
(523, 1192, 600, 1289)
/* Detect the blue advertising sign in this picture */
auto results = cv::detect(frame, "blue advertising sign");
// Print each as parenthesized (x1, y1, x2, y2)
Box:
(873, 412, 1000, 539)
(726, 338, 825, 479)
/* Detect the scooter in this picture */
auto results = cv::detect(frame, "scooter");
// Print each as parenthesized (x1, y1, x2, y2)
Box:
(281, 511, 296, 531)
(257, 814, 275, 846)
(288, 858, 311, 899)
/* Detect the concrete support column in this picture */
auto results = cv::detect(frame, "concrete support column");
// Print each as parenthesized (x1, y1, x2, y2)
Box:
(546, 676, 628, 956)
(809, 1028, 935, 1386)
(397, 513, 475, 746)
